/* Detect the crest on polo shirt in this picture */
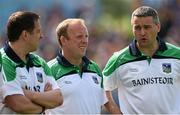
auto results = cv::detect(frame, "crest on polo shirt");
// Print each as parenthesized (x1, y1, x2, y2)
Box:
(162, 63, 171, 74)
(36, 72, 43, 83)
(92, 76, 99, 84)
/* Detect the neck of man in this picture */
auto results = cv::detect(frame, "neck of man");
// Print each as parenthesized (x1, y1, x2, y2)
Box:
(62, 51, 82, 67)
(137, 41, 159, 57)
(9, 42, 28, 63)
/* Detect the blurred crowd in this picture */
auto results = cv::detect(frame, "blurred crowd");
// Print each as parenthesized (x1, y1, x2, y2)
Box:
(0, 0, 180, 70)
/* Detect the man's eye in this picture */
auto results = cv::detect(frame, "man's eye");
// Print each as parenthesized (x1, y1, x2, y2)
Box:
(135, 26, 141, 30)
(144, 26, 151, 29)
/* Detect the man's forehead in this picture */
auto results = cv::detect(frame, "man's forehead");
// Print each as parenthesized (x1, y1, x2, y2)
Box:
(132, 16, 153, 21)
(132, 16, 154, 24)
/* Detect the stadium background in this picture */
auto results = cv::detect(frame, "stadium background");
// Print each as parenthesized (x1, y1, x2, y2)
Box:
(0, 0, 180, 113)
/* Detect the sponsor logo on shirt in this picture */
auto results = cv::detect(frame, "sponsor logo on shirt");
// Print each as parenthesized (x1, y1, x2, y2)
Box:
(132, 77, 173, 86)
(20, 75, 27, 80)
(92, 76, 99, 84)
(129, 68, 138, 72)
(25, 85, 41, 92)
(162, 63, 171, 74)
(36, 72, 43, 83)
(64, 81, 72, 84)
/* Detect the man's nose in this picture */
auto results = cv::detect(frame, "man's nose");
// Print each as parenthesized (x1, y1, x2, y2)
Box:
(140, 28, 145, 35)
(82, 37, 88, 43)
(40, 34, 44, 39)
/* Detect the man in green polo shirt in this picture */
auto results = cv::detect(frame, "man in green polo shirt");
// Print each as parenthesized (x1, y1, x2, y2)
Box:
(0, 11, 63, 114)
(103, 6, 180, 114)
(0, 52, 3, 112)
(47, 18, 121, 114)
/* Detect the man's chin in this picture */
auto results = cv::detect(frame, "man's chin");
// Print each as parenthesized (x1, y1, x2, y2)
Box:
(80, 53, 86, 57)
(30, 48, 37, 52)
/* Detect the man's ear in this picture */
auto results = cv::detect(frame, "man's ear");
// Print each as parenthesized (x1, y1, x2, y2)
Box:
(157, 23, 161, 33)
(59, 36, 66, 46)
(21, 30, 29, 41)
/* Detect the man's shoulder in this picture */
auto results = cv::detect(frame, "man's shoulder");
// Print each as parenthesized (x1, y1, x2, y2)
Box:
(47, 58, 58, 68)
(166, 42, 180, 50)
(162, 43, 180, 59)
(106, 46, 131, 66)
(114, 46, 130, 58)
(0, 48, 14, 65)
(29, 53, 48, 67)
(103, 46, 132, 76)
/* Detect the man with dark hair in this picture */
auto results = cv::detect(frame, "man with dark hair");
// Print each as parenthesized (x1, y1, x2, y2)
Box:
(0, 11, 63, 114)
(103, 6, 180, 114)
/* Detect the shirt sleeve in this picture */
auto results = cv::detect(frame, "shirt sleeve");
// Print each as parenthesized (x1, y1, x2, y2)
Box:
(2, 77, 24, 100)
(103, 71, 118, 91)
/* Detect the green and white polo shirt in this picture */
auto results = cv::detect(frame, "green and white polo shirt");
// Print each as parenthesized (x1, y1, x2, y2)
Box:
(0, 52, 4, 113)
(0, 43, 59, 113)
(0, 52, 3, 103)
(103, 38, 180, 114)
(47, 53, 107, 114)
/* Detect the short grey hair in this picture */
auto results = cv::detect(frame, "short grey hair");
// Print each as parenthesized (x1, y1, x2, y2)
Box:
(131, 6, 160, 24)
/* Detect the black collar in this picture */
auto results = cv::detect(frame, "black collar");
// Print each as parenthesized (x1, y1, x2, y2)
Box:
(56, 52, 91, 67)
(4, 43, 35, 67)
(129, 37, 167, 57)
